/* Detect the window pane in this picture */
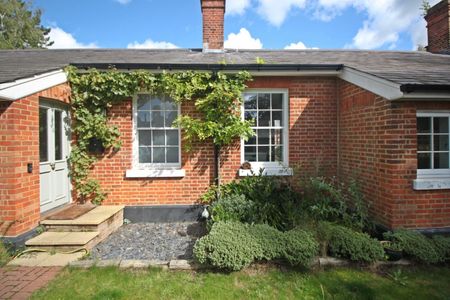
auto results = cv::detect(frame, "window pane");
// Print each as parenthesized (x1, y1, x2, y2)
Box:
(435, 152, 449, 169)
(272, 94, 283, 109)
(244, 111, 257, 125)
(167, 147, 179, 163)
(417, 135, 431, 151)
(417, 117, 431, 133)
(244, 94, 257, 109)
(139, 147, 151, 163)
(258, 129, 270, 145)
(244, 146, 257, 161)
(258, 94, 270, 109)
(54, 110, 63, 160)
(258, 111, 270, 126)
(271, 129, 283, 145)
(137, 111, 150, 128)
(245, 129, 257, 145)
(137, 95, 151, 110)
(418, 153, 431, 169)
(150, 97, 163, 110)
(272, 111, 283, 127)
(434, 117, 449, 133)
(152, 130, 165, 145)
(271, 146, 283, 162)
(165, 111, 178, 127)
(166, 130, 178, 146)
(138, 130, 151, 146)
(153, 147, 165, 163)
(258, 146, 270, 161)
(163, 97, 177, 110)
(39, 108, 48, 162)
(151, 111, 164, 127)
(434, 135, 449, 151)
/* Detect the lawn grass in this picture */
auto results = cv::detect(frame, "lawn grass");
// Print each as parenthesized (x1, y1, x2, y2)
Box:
(31, 265, 450, 300)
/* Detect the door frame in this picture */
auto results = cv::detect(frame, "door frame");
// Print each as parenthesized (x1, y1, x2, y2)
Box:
(39, 97, 72, 213)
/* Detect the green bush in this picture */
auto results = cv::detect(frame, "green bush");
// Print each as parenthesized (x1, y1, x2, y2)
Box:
(432, 235, 450, 262)
(193, 222, 263, 271)
(247, 224, 285, 261)
(301, 177, 372, 232)
(283, 229, 319, 267)
(204, 173, 301, 231)
(0, 240, 11, 267)
(384, 230, 441, 264)
(322, 222, 384, 263)
(209, 194, 255, 223)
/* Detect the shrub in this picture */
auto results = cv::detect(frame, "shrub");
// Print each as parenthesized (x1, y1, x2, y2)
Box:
(193, 222, 263, 271)
(247, 224, 285, 261)
(203, 173, 301, 231)
(301, 177, 372, 232)
(384, 230, 441, 264)
(322, 222, 384, 263)
(209, 194, 255, 223)
(432, 235, 450, 262)
(283, 229, 319, 267)
(0, 240, 10, 267)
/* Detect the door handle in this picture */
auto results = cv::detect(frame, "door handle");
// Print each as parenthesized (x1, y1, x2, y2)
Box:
(50, 162, 56, 170)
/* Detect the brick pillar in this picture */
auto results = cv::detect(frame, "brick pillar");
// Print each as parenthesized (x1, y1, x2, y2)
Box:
(200, 0, 225, 51)
(425, 0, 450, 54)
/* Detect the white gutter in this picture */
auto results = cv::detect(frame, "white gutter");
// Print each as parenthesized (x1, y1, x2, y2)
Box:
(0, 69, 68, 101)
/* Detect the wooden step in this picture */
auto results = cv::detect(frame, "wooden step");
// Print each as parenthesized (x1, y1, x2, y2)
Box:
(25, 231, 99, 251)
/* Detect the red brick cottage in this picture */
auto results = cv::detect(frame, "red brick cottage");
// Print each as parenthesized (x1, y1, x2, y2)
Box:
(1, 0, 450, 243)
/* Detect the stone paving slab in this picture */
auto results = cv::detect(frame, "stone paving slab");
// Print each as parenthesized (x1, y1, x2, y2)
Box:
(41, 206, 125, 226)
(26, 232, 99, 246)
(0, 266, 61, 300)
(8, 252, 85, 267)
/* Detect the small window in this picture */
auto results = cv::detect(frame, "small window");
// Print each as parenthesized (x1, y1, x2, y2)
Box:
(242, 91, 288, 169)
(134, 94, 180, 168)
(417, 113, 450, 178)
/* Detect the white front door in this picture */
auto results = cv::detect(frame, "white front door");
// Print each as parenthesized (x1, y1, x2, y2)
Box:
(39, 101, 71, 213)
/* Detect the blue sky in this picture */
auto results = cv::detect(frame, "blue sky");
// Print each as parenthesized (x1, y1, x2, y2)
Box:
(34, 0, 439, 50)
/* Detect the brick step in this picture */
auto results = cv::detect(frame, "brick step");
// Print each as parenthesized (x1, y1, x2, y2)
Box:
(25, 231, 100, 251)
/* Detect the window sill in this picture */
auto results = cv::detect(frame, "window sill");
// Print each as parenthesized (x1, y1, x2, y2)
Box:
(126, 169, 185, 178)
(413, 178, 450, 190)
(239, 168, 293, 177)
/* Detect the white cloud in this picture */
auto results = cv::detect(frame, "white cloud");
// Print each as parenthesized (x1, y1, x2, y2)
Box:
(48, 27, 98, 49)
(284, 41, 318, 49)
(127, 39, 179, 49)
(256, 0, 307, 26)
(314, 0, 442, 50)
(115, 0, 131, 4)
(226, 0, 251, 15)
(224, 28, 263, 49)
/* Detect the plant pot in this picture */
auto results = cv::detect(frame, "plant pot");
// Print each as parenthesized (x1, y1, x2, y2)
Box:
(380, 241, 403, 261)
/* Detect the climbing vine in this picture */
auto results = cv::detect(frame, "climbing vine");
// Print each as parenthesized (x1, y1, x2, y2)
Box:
(66, 66, 253, 204)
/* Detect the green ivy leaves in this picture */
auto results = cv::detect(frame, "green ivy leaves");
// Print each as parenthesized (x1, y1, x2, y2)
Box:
(66, 66, 253, 204)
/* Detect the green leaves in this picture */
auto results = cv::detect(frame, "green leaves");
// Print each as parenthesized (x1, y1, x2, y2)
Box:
(67, 67, 253, 204)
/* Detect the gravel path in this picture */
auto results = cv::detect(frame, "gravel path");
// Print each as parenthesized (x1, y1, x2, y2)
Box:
(90, 222, 207, 261)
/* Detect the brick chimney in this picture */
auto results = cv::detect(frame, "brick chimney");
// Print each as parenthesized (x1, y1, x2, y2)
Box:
(425, 0, 450, 54)
(200, 0, 225, 51)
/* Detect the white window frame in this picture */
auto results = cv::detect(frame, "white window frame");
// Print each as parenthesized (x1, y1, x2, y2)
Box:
(414, 111, 450, 190)
(126, 93, 184, 178)
(240, 89, 290, 175)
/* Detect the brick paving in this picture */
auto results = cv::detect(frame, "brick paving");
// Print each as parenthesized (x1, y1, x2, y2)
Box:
(0, 266, 61, 300)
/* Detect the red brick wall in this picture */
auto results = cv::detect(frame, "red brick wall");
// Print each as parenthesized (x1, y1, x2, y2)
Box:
(93, 76, 338, 205)
(425, 0, 450, 53)
(338, 79, 450, 229)
(201, 0, 225, 49)
(0, 84, 71, 236)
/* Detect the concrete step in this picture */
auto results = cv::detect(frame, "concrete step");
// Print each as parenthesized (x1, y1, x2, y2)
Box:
(41, 205, 124, 242)
(25, 231, 99, 251)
